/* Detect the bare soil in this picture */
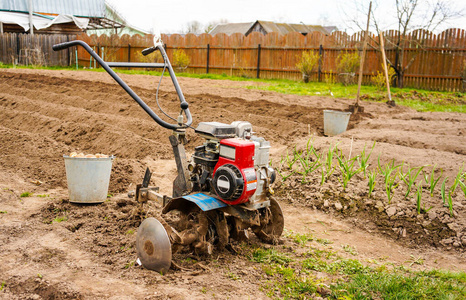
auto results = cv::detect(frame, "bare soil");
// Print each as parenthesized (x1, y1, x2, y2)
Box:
(0, 68, 465, 299)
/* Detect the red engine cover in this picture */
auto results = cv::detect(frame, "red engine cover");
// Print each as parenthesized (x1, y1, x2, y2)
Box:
(213, 138, 257, 205)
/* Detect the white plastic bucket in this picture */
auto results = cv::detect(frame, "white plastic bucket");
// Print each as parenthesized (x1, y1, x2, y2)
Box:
(63, 155, 114, 203)
(323, 110, 352, 136)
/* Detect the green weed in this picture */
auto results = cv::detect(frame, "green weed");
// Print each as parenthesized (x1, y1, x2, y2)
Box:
(336, 151, 361, 191)
(378, 158, 401, 204)
(296, 139, 322, 183)
(290, 232, 315, 245)
(441, 177, 449, 206)
(226, 271, 240, 281)
(322, 144, 338, 184)
(399, 165, 425, 199)
(367, 169, 377, 198)
(124, 260, 135, 269)
(447, 191, 454, 217)
(357, 142, 376, 178)
(251, 248, 293, 265)
(52, 216, 68, 223)
(316, 238, 333, 245)
(425, 165, 443, 197)
(377, 156, 402, 204)
(0, 211, 7, 214)
(459, 180, 466, 198)
(37, 194, 49, 198)
(416, 184, 423, 214)
(342, 244, 358, 256)
(407, 255, 425, 266)
(20, 192, 33, 197)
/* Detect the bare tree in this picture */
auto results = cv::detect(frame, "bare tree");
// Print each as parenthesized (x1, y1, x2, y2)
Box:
(184, 21, 202, 34)
(204, 19, 229, 33)
(345, 0, 464, 88)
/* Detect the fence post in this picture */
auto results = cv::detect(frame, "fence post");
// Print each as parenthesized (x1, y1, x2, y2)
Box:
(16, 33, 20, 63)
(206, 44, 210, 74)
(128, 43, 131, 62)
(66, 35, 70, 66)
(318, 44, 323, 82)
(256, 44, 261, 79)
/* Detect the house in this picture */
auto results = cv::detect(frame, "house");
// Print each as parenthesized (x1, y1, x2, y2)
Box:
(210, 20, 337, 36)
(0, 0, 147, 36)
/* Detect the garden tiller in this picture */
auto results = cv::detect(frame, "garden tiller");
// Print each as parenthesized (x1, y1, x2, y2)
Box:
(53, 37, 284, 274)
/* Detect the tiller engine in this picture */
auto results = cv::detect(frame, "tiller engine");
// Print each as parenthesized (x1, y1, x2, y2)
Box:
(53, 37, 284, 274)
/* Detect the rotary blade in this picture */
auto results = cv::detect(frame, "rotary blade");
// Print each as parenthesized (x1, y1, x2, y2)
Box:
(136, 217, 172, 274)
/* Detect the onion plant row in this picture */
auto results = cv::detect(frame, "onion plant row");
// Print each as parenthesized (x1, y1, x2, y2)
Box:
(277, 138, 466, 218)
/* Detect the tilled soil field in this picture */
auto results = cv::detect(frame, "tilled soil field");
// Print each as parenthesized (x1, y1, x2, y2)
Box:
(0, 68, 465, 299)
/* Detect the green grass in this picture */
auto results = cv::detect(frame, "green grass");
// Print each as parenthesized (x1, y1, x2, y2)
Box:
(332, 268, 466, 299)
(247, 232, 466, 299)
(246, 80, 465, 113)
(249, 243, 466, 299)
(20, 192, 33, 197)
(1, 64, 464, 113)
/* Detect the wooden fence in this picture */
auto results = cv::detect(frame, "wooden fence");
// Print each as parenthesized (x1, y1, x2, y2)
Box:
(76, 29, 466, 92)
(0, 33, 76, 66)
(1, 29, 465, 91)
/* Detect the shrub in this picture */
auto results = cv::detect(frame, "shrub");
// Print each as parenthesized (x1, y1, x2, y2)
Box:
(337, 51, 360, 86)
(372, 64, 396, 91)
(296, 51, 319, 83)
(172, 49, 191, 71)
(134, 50, 162, 64)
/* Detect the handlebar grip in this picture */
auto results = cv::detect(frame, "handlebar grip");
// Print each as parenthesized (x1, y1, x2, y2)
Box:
(142, 47, 157, 56)
(52, 41, 76, 51)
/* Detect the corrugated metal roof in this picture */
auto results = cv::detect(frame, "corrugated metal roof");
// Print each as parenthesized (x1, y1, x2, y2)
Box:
(210, 22, 254, 35)
(257, 21, 330, 35)
(1, 0, 105, 18)
(211, 20, 337, 36)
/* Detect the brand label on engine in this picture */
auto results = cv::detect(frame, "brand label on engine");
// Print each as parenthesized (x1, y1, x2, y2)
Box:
(247, 182, 257, 191)
(243, 168, 257, 191)
(243, 168, 256, 182)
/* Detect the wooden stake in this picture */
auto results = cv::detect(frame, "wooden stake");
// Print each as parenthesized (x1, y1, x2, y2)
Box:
(379, 31, 395, 106)
(355, 1, 372, 110)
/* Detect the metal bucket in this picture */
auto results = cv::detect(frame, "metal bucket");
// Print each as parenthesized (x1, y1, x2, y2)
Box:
(63, 155, 114, 203)
(323, 110, 351, 136)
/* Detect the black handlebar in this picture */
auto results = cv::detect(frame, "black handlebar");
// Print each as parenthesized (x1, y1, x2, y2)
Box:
(52, 41, 77, 51)
(52, 40, 192, 130)
(142, 46, 157, 56)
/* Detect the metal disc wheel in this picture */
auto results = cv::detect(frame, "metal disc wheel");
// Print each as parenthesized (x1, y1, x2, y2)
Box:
(253, 197, 284, 244)
(136, 217, 172, 274)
